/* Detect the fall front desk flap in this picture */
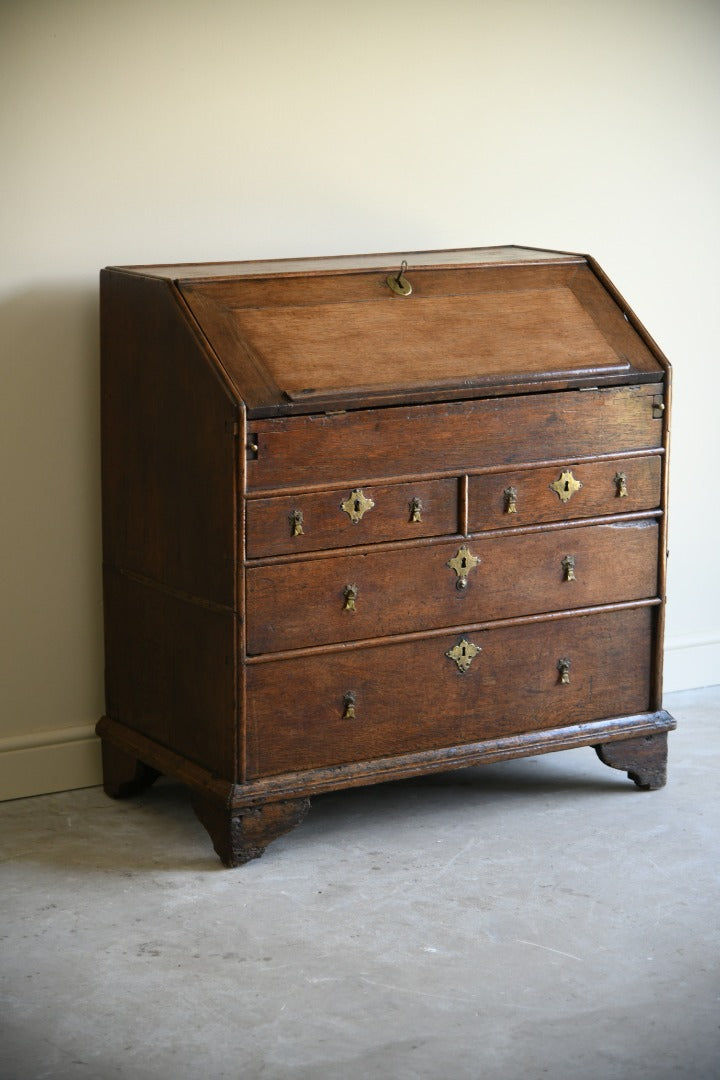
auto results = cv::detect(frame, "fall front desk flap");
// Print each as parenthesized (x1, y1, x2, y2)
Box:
(129, 246, 665, 416)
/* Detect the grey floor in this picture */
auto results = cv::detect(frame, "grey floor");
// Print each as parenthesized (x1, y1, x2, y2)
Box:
(1, 687, 718, 1080)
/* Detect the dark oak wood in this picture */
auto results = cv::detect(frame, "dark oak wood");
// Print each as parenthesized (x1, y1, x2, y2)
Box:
(594, 732, 669, 790)
(246, 520, 659, 654)
(101, 739, 160, 798)
(97, 709, 675, 807)
(468, 454, 662, 531)
(246, 386, 663, 493)
(99, 246, 673, 866)
(191, 795, 311, 867)
(245, 607, 655, 777)
(246, 477, 459, 558)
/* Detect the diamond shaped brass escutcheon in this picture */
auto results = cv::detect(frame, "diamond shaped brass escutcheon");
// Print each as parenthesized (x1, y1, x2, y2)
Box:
(340, 488, 375, 524)
(446, 638, 481, 673)
(446, 544, 479, 588)
(549, 468, 583, 504)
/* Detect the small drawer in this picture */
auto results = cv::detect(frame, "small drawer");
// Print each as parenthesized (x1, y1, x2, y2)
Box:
(245, 606, 654, 777)
(245, 477, 458, 558)
(468, 454, 662, 531)
(246, 519, 659, 654)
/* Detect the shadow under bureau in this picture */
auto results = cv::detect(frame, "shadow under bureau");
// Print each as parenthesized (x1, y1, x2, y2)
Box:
(98, 245, 674, 866)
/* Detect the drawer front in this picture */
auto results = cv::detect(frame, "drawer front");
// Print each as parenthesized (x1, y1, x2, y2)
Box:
(469, 454, 662, 531)
(246, 606, 654, 777)
(246, 520, 659, 654)
(246, 478, 458, 558)
(246, 385, 663, 492)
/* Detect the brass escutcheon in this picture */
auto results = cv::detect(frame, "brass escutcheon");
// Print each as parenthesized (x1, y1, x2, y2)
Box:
(550, 468, 583, 504)
(340, 488, 375, 524)
(342, 692, 356, 720)
(614, 471, 628, 498)
(504, 485, 518, 514)
(446, 638, 481, 673)
(386, 260, 413, 297)
(289, 508, 304, 536)
(557, 657, 571, 685)
(343, 584, 358, 612)
(447, 544, 479, 590)
(409, 496, 423, 523)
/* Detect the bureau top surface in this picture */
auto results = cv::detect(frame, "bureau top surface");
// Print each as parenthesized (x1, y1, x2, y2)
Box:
(105, 246, 666, 415)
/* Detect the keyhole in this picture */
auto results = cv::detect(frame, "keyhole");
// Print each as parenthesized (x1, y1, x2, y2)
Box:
(461, 645, 467, 657)
(564, 480, 570, 492)
(461, 557, 467, 569)
(354, 499, 360, 513)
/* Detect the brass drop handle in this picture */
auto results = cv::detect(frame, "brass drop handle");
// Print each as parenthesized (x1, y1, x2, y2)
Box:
(562, 555, 576, 582)
(343, 584, 358, 612)
(557, 658, 571, 685)
(289, 508, 304, 536)
(504, 486, 518, 514)
(342, 692, 356, 720)
(409, 496, 423, 523)
(614, 471, 628, 498)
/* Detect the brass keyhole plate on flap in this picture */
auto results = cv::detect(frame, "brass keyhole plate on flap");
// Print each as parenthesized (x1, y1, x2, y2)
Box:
(447, 545, 479, 590)
(386, 260, 413, 297)
(340, 488, 375, 524)
(550, 469, 583, 504)
(446, 638, 481, 673)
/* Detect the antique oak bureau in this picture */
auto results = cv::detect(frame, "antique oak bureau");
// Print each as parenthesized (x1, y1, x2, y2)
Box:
(98, 246, 674, 866)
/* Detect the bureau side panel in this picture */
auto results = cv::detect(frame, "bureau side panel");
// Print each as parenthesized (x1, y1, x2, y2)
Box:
(101, 270, 238, 605)
(103, 571, 235, 778)
(101, 271, 240, 781)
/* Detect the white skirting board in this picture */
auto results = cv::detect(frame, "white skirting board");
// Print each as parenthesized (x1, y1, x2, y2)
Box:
(0, 725, 102, 802)
(0, 637, 717, 801)
(662, 634, 720, 695)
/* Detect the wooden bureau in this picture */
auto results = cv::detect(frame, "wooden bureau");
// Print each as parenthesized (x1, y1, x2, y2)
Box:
(98, 246, 674, 866)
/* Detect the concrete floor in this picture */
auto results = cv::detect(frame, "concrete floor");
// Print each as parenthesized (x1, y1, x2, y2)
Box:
(1, 687, 718, 1080)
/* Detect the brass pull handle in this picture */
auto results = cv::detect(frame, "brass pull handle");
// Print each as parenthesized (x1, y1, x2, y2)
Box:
(504, 486, 518, 514)
(614, 471, 628, 498)
(557, 657, 571, 685)
(446, 637, 482, 673)
(342, 692, 356, 720)
(289, 509, 304, 536)
(409, 496, 423, 523)
(447, 545, 479, 590)
(340, 488, 375, 524)
(343, 584, 358, 612)
(562, 555, 576, 582)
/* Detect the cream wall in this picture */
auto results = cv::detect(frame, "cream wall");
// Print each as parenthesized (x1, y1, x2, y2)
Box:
(1, 0, 718, 800)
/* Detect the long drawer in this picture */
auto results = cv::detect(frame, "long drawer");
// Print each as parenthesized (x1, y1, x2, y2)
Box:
(246, 519, 659, 654)
(245, 385, 664, 492)
(245, 606, 654, 777)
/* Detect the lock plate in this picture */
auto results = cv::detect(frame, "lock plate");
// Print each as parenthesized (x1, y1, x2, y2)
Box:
(447, 544, 479, 589)
(446, 638, 481, 673)
(550, 469, 583, 504)
(340, 488, 375, 524)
